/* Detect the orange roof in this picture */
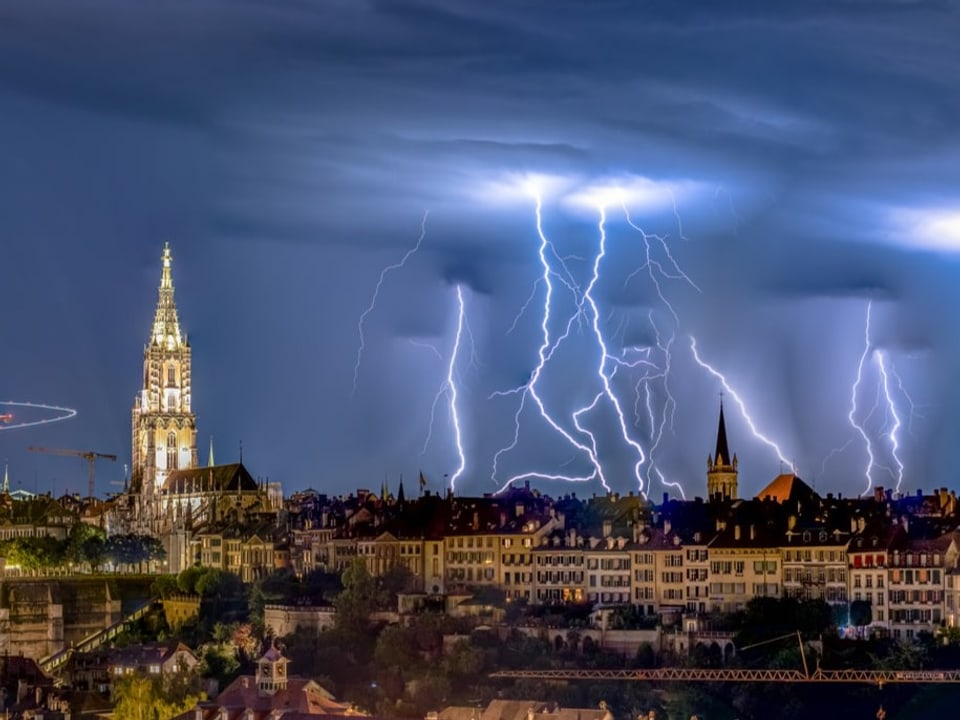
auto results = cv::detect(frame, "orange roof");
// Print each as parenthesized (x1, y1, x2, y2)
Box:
(755, 473, 817, 504)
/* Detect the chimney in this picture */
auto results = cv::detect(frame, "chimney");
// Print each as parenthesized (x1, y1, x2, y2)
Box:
(602, 520, 612, 538)
(663, 518, 672, 535)
(874, 487, 884, 503)
(662, 492, 669, 505)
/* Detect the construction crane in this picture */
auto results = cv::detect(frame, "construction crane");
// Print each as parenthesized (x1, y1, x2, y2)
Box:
(27, 446, 118, 498)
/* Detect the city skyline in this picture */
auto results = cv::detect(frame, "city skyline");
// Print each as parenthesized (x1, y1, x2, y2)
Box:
(1, 1, 959, 497)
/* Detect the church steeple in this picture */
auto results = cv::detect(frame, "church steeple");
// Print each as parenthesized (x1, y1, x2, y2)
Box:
(715, 401, 730, 466)
(132, 243, 198, 520)
(208, 436, 215, 467)
(707, 399, 738, 501)
(151, 243, 185, 350)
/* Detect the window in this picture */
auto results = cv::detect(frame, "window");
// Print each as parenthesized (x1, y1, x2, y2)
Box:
(166, 431, 178, 470)
(167, 365, 176, 386)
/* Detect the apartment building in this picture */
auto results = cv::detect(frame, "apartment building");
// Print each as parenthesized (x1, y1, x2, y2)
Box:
(782, 524, 849, 604)
(532, 532, 586, 603)
(709, 522, 781, 613)
(886, 532, 957, 640)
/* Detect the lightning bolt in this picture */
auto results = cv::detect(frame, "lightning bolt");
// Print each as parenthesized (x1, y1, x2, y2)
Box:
(574, 206, 648, 490)
(689, 335, 793, 470)
(352, 210, 429, 394)
(842, 301, 909, 495)
(418, 287, 469, 493)
(848, 301, 877, 495)
(621, 202, 701, 326)
(446, 285, 467, 490)
(491, 195, 605, 491)
(616, 200, 698, 498)
(875, 350, 905, 493)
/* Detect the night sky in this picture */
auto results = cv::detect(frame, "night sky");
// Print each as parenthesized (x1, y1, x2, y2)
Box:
(1, 0, 959, 500)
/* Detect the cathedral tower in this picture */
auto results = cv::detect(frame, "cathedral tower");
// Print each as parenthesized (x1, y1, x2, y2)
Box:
(707, 400, 738, 501)
(132, 243, 198, 505)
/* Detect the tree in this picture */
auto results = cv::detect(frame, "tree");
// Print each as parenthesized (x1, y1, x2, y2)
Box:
(374, 625, 420, 670)
(66, 523, 106, 569)
(112, 672, 200, 720)
(334, 558, 377, 634)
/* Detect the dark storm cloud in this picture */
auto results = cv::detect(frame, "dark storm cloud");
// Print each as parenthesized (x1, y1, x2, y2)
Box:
(2, 0, 960, 498)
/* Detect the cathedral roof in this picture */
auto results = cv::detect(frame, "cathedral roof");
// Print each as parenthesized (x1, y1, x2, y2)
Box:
(161, 463, 259, 494)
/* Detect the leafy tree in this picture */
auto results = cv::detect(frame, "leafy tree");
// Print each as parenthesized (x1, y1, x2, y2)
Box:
(374, 625, 420, 670)
(151, 575, 180, 599)
(200, 643, 241, 688)
(112, 672, 200, 720)
(66, 523, 106, 569)
(334, 558, 377, 634)
(378, 565, 416, 609)
(177, 566, 204, 594)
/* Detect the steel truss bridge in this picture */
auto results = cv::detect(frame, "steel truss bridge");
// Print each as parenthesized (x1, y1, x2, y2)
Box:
(490, 668, 960, 687)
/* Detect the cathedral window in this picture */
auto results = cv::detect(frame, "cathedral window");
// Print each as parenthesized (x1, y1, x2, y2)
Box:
(167, 432, 178, 471)
(167, 365, 176, 387)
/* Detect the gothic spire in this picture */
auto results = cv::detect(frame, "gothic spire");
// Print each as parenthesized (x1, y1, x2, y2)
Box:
(2, 462, 8, 493)
(208, 436, 215, 467)
(151, 242, 184, 349)
(715, 399, 731, 467)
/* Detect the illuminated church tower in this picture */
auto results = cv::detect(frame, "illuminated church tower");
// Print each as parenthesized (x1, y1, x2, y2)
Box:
(707, 400, 738, 501)
(131, 243, 198, 507)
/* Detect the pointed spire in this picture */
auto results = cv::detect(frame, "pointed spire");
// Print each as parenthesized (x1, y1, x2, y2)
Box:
(151, 242, 184, 349)
(397, 477, 406, 504)
(715, 399, 731, 467)
(2, 462, 8, 494)
(208, 436, 215, 467)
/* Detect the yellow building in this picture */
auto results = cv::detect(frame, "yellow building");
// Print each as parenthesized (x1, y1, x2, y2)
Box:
(131, 244, 198, 523)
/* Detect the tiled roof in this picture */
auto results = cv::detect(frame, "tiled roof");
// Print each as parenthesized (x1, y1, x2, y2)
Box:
(163, 463, 259, 494)
(755, 474, 818, 505)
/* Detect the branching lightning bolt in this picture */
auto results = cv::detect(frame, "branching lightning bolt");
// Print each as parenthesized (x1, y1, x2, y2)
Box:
(689, 335, 793, 470)
(842, 301, 910, 496)
(491, 195, 605, 491)
(848, 302, 877, 495)
(574, 206, 648, 491)
(875, 350, 904, 493)
(352, 210, 429, 394)
(617, 200, 698, 499)
(621, 203, 700, 326)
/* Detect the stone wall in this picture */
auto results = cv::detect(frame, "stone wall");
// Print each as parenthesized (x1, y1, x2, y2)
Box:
(0, 580, 122, 659)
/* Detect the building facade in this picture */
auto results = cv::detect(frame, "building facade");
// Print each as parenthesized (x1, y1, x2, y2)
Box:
(131, 244, 198, 526)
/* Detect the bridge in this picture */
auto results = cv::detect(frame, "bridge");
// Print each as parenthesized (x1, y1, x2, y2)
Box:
(38, 598, 160, 674)
(490, 667, 960, 688)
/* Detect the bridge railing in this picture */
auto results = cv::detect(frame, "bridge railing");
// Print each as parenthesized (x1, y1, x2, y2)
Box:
(38, 598, 160, 673)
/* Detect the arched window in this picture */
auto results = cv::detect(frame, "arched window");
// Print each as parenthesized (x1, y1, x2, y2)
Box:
(166, 432, 178, 471)
(167, 365, 176, 387)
